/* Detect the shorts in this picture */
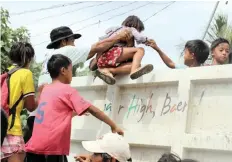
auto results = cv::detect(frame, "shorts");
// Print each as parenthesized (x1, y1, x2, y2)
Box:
(1, 134, 25, 159)
(25, 153, 68, 162)
(97, 47, 123, 68)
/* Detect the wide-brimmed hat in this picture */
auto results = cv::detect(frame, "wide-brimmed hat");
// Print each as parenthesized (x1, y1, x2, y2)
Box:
(47, 26, 81, 49)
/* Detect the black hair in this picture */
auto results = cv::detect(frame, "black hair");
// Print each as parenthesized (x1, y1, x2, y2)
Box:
(47, 54, 72, 79)
(122, 15, 145, 32)
(185, 39, 209, 64)
(158, 153, 181, 162)
(9, 42, 35, 67)
(210, 37, 230, 51)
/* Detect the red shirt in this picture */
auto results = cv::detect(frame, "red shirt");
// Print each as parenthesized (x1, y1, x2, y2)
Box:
(25, 82, 91, 155)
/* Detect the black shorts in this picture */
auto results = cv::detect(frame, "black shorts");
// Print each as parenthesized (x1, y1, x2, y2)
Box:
(25, 153, 68, 162)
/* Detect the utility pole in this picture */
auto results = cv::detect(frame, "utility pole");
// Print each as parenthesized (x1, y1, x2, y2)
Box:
(202, 1, 220, 40)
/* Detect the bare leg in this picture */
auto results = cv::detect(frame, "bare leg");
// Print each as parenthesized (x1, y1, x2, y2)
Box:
(108, 62, 132, 76)
(116, 47, 153, 79)
(116, 47, 144, 74)
(8, 152, 25, 162)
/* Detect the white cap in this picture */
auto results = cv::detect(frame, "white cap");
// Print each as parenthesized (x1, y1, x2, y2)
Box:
(82, 133, 131, 162)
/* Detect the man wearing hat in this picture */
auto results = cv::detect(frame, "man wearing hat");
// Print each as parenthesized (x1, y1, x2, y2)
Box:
(75, 133, 132, 162)
(38, 26, 132, 86)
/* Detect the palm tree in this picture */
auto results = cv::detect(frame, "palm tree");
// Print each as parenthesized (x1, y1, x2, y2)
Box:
(205, 13, 232, 64)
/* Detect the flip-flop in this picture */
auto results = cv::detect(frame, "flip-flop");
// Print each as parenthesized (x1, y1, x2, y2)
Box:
(96, 69, 116, 85)
(130, 64, 154, 80)
(89, 58, 98, 71)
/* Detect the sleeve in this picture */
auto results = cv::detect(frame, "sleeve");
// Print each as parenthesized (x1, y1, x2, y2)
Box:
(58, 46, 91, 66)
(21, 70, 35, 98)
(175, 64, 187, 69)
(69, 88, 92, 116)
(130, 27, 147, 44)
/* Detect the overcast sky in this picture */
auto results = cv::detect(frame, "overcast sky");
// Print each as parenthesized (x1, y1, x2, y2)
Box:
(2, 1, 232, 69)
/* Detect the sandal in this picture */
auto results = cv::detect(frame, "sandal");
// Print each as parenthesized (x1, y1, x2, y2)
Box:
(130, 64, 153, 80)
(89, 58, 98, 71)
(96, 69, 116, 85)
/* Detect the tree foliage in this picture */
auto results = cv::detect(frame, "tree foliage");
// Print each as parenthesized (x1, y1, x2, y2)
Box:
(1, 8, 30, 72)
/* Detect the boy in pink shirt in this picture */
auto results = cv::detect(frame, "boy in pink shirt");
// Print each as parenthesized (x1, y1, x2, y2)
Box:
(25, 54, 123, 162)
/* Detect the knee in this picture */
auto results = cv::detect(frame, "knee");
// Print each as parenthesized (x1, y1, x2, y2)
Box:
(137, 47, 145, 56)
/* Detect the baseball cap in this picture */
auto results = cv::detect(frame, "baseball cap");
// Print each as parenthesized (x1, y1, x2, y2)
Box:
(82, 133, 132, 162)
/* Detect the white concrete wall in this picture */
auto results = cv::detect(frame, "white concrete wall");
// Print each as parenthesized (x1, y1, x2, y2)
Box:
(68, 65, 232, 162)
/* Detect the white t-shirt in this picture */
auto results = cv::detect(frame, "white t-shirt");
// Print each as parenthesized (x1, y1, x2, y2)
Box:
(38, 45, 91, 86)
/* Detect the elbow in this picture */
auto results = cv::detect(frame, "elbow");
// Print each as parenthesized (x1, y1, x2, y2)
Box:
(26, 104, 37, 112)
(26, 107, 36, 112)
(24, 96, 37, 112)
(167, 63, 176, 69)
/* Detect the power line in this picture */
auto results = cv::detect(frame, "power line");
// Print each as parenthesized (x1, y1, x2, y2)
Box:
(68, 1, 136, 27)
(31, 1, 143, 38)
(75, 2, 153, 32)
(143, 1, 176, 22)
(11, 2, 87, 16)
(27, 1, 112, 27)
(34, 2, 171, 46)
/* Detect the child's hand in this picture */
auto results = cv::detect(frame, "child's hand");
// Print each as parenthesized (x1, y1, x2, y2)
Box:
(111, 126, 124, 136)
(117, 29, 133, 42)
(146, 39, 159, 50)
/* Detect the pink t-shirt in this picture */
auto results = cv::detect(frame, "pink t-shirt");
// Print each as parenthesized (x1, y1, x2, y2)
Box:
(25, 82, 91, 155)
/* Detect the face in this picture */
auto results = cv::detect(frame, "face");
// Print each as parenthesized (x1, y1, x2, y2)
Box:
(61, 37, 75, 47)
(60, 64, 73, 84)
(212, 43, 230, 64)
(183, 48, 195, 66)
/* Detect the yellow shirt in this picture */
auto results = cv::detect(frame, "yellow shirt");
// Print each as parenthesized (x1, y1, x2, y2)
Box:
(7, 66, 35, 136)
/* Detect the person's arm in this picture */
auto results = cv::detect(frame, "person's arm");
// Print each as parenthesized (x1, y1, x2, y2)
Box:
(69, 89, 124, 135)
(146, 39, 176, 69)
(22, 71, 37, 112)
(87, 105, 123, 135)
(87, 28, 132, 60)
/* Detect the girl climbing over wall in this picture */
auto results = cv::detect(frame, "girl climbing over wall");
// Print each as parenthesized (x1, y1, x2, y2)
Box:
(91, 15, 154, 85)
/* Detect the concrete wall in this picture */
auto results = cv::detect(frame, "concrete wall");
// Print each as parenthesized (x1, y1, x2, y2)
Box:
(68, 64, 232, 162)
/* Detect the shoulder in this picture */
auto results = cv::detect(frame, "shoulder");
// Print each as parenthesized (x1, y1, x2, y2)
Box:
(53, 46, 90, 56)
(16, 68, 33, 77)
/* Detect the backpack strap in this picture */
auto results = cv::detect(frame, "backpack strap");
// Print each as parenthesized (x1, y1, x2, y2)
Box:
(8, 94, 23, 130)
(6, 66, 21, 106)
(6, 66, 23, 130)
